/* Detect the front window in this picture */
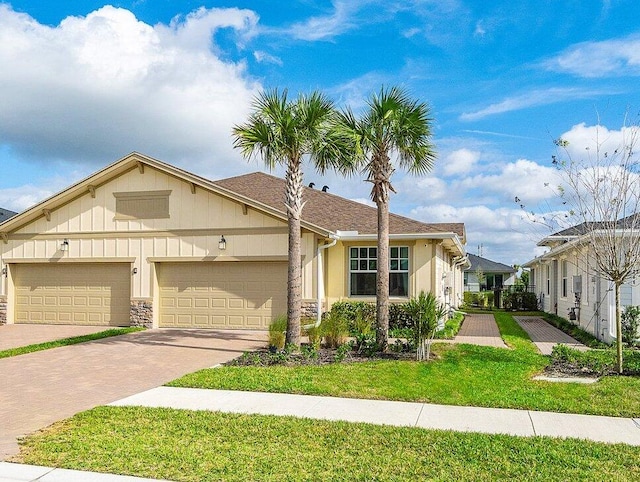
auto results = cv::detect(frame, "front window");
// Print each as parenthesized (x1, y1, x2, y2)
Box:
(546, 265, 550, 295)
(561, 260, 568, 298)
(349, 246, 409, 297)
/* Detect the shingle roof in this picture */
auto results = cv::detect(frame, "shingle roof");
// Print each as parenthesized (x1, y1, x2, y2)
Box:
(0, 207, 17, 224)
(213, 172, 465, 238)
(547, 213, 640, 240)
(465, 254, 515, 273)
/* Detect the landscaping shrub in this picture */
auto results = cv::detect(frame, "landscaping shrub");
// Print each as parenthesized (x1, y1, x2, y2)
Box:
(550, 344, 640, 376)
(622, 305, 640, 347)
(267, 315, 287, 350)
(462, 291, 497, 309)
(389, 303, 412, 331)
(404, 291, 445, 360)
(303, 324, 322, 349)
(328, 301, 375, 333)
(350, 311, 376, 353)
(463, 291, 475, 307)
(542, 313, 606, 348)
(327, 300, 411, 334)
(434, 311, 465, 339)
(321, 311, 350, 348)
(503, 291, 538, 311)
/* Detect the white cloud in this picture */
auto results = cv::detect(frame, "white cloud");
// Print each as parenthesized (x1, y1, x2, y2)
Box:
(286, 1, 361, 41)
(543, 34, 640, 78)
(0, 185, 55, 212)
(0, 5, 262, 176)
(402, 27, 421, 38)
(442, 148, 480, 176)
(410, 203, 551, 264)
(474, 20, 486, 37)
(455, 158, 561, 203)
(459, 87, 609, 121)
(558, 122, 640, 161)
(253, 50, 283, 65)
(330, 71, 391, 111)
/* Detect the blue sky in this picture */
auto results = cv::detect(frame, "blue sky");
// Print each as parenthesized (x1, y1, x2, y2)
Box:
(1, 1, 639, 265)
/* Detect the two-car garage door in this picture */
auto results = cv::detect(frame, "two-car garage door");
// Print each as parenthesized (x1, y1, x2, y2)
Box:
(13, 263, 131, 326)
(11, 261, 286, 329)
(158, 261, 287, 329)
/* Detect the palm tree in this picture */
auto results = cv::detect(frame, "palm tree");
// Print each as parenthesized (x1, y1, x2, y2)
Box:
(335, 86, 436, 350)
(232, 89, 347, 348)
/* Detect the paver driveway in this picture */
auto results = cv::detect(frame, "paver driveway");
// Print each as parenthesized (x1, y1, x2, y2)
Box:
(0, 328, 266, 460)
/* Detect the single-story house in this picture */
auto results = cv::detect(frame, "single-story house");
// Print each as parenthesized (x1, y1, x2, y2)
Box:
(0, 208, 17, 223)
(464, 254, 516, 292)
(0, 152, 468, 329)
(524, 220, 638, 344)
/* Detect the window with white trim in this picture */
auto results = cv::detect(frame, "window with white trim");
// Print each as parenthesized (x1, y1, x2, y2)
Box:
(349, 246, 409, 296)
(561, 260, 568, 298)
(546, 265, 550, 295)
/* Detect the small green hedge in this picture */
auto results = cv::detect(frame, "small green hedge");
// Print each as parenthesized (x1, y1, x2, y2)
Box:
(503, 291, 538, 311)
(328, 300, 462, 340)
(551, 344, 640, 376)
(542, 313, 606, 348)
(463, 291, 494, 308)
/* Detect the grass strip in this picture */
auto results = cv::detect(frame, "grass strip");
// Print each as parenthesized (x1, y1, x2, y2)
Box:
(169, 313, 640, 417)
(0, 327, 144, 359)
(16, 406, 640, 482)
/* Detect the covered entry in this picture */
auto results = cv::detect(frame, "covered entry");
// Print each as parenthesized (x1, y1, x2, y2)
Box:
(157, 261, 287, 329)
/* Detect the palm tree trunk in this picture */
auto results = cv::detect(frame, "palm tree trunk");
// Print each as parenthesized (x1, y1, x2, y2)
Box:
(284, 161, 303, 347)
(615, 281, 623, 374)
(376, 194, 389, 351)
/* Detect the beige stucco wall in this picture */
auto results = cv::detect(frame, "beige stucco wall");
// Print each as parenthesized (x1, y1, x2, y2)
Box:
(323, 238, 463, 309)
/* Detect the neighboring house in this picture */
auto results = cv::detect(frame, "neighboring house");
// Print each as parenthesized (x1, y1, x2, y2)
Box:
(464, 254, 516, 292)
(0, 208, 17, 223)
(524, 221, 636, 344)
(0, 152, 468, 329)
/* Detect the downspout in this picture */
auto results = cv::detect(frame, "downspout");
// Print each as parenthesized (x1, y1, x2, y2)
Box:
(303, 235, 338, 330)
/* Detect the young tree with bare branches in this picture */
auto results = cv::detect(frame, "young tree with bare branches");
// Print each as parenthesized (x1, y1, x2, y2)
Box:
(553, 121, 640, 373)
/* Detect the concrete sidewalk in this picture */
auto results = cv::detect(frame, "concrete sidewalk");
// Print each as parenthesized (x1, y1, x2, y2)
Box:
(0, 462, 171, 481)
(111, 386, 640, 446)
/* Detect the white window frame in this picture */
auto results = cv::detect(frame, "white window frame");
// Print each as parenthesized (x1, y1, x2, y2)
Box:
(348, 246, 410, 297)
(561, 260, 568, 298)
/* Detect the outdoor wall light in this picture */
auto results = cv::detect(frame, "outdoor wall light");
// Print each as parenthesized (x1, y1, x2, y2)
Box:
(132, 267, 138, 275)
(1, 267, 6, 277)
(218, 235, 227, 250)
(60, 239, 69, 252)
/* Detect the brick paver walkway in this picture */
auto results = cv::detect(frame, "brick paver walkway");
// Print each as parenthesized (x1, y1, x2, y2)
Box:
(0, 328, 266, 460)
(513, 316, 589, 355)
(454, 313, 508, 348)
(0, 324, 109, 351)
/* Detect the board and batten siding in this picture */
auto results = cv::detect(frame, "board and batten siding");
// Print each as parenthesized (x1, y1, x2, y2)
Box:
(0, 166, 320, 325)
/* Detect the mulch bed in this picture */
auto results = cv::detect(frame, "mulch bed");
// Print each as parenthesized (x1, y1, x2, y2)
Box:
(226, 346, 426, 367)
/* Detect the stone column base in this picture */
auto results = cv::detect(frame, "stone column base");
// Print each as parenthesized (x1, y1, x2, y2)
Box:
(0, 296, 6, 325)
(130, 299, 153, 328)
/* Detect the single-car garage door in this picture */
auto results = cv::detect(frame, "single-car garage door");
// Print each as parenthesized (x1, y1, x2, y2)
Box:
(158, 261, 287, 329)
(13, 263, 131, 326)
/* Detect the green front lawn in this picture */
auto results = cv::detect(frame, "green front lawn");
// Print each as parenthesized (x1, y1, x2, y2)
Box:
(169, 313, 640, 417)
(17, 406, 640, 482)
(0, 327, 144, 359)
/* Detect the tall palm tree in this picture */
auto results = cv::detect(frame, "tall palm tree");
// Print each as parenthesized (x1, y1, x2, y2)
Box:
(336, 86, 436, 350)
(232, 89, 347, 347)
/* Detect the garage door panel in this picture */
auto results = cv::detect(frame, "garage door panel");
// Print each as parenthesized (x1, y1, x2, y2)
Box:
(158, 262, 286, 329)
(13, 263, 130, 326)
